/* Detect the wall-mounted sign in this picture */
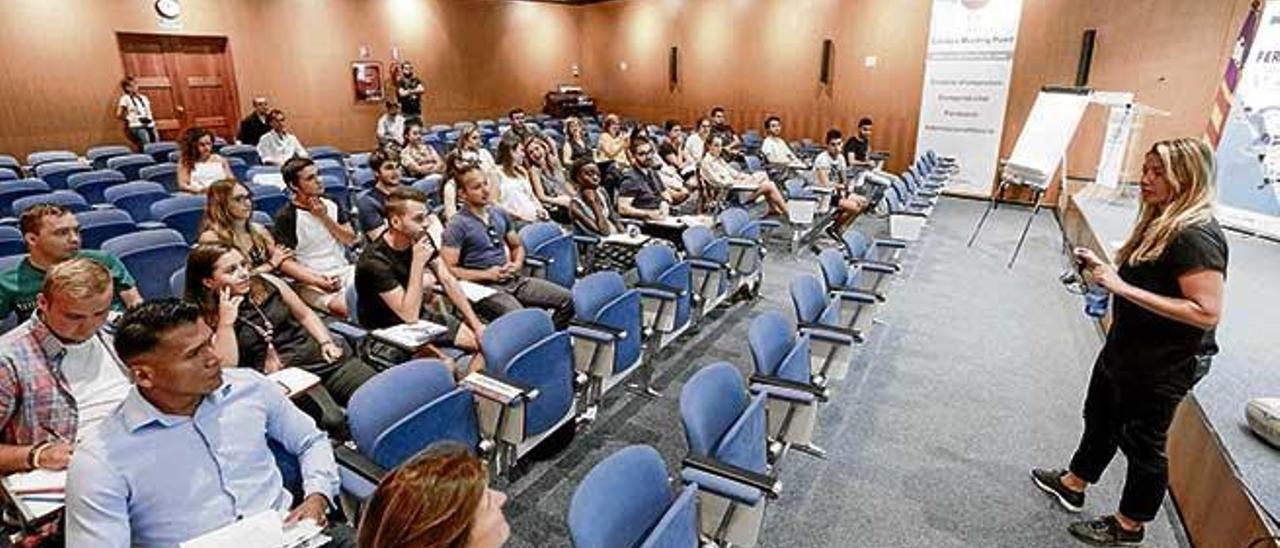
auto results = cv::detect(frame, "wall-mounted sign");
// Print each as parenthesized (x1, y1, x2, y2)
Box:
(352, 61, 384, 103)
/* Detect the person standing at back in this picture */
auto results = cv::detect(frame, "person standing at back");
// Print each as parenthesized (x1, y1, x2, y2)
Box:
(397, 62, 426, 123)
(116, 77, 157, 151)
(1031, 138, 1228, 546)
(238, 97, 272, 146)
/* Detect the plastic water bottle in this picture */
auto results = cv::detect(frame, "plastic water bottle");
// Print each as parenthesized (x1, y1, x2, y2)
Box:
(1084, 284, 1110, 318)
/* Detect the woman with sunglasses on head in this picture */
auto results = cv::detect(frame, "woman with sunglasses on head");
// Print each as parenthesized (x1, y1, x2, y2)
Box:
(1032, 138, 1228, 546)
(358, 442, 509, 548)
(184, 242, 376, 433)
(198, 179, 346, 316)
(493, 137, 549, 227)
(522, 135, 572, 221)
(176, 126, 233, 194)
(561, 116, 592, 167)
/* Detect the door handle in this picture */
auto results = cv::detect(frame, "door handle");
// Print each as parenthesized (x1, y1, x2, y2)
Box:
(175, 105, 186, 113)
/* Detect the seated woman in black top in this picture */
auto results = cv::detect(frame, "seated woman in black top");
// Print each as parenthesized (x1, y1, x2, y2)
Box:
(1031, 137, 1228, 546)
(185, 243, 377, 429)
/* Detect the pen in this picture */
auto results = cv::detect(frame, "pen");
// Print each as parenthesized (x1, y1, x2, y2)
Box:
(40, 426, 69, 444)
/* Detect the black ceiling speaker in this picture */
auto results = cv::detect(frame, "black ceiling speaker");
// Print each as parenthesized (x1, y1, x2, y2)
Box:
(670, 46, 679, 86)
(820, 39, 834, 85)
(1076, 29, 1096, 87)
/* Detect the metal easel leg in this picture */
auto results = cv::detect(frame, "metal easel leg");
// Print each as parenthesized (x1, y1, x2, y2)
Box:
(1007, 188, 1044, 269)
(967, 181, 1006, 247)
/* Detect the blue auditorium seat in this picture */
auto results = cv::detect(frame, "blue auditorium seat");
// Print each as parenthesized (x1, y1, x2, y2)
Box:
(150, 195, 208, 243)
(679, 362, 781, 547)
(34, 161, 91, 190)
(0, 179, 52, 218)
(351, 167, 375, 189)
(100, 229, 191, 300)
(67, 170, 127, 205)
(0, 168, 16, 182)
(315, 158, 348, 187)
(0, 227, 24, 258)
(142, 141, 179, 164)
(248, 183, 287, 216)
(307, 146, 344, 163)
(26, 150, 77, 169)
(169, 266, 186, 299)
(519, 222, 578, 289)
(569, 445, 699, 548)
(226, 157, 250, 181)
(220, 144, 260, 166)
(789, 273, 872, 346)
(0, 155, 21, 174)
(104, 181, 168, 222)
(106, 153, 156, 181)
(634, 244, 694, 350)
(76, 209, 137, 249)
(681, 225, 733, 316)
(12, 191, 90, 217)
(337, 359, 481, 501)
(139, 162, 179, 192)
(569, 271, 647, 416)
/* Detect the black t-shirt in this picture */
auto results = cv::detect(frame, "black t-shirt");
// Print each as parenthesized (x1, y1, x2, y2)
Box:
(843, 136, 870, 162)
(355, 236, 435, 330)
(618, 167, 665, 211)
(1102, 219, 1228, 379)
(235, 280, 336, 376)
(398, 76, 423, 116)
(238, 114, 271, 146)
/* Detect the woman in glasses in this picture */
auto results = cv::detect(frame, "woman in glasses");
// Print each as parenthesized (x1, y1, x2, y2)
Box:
(561, 116, 593, 166)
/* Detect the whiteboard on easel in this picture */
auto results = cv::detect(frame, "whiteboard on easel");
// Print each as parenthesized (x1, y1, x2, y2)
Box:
(1004, 88, 1093, 188)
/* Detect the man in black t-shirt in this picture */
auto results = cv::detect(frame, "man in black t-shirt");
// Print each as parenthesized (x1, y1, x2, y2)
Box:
(396, 62, 425, 121)
(354, 188, 484, 354)
(238, 97, 272, 146)
(842, 117, 873, 166)
(709, 106, 743, 162)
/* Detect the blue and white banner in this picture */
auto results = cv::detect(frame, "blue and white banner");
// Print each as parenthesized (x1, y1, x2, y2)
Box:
(914, 0, 1024, 195)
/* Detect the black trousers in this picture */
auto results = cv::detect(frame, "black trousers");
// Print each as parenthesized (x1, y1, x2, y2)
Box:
(1067, 357, 1198, 522)
(474, 275, 575, 330)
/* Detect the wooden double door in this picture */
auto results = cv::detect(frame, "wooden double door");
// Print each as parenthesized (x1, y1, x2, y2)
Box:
(117, 33, 241, 142)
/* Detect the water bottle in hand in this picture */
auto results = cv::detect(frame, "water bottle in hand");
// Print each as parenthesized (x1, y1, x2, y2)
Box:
(1084, 284, 1110, 318)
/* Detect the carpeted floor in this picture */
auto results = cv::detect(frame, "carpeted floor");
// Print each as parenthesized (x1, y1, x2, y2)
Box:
(497, 197, 1188, 548)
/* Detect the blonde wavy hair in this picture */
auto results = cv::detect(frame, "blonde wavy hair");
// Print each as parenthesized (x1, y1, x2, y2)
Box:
(1116, 138, 1217, 266)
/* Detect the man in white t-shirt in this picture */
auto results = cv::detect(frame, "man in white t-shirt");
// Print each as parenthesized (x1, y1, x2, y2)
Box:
(257, 109, 310, 165)
(684, 116, 712, 165)
(760, 115, 809, 182)
(116, 77, 157, 150)
(275, 157, 358, 316)
(0, 258, 132, 474)
(812, 128, 870, 241)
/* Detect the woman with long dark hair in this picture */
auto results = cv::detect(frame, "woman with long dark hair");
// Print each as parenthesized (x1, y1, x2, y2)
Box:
(177, 127, 232, 194)
(1032, 138, 1228, 546)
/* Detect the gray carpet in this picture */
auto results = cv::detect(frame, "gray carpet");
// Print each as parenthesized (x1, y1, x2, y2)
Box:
(498, 197, 1187, 547)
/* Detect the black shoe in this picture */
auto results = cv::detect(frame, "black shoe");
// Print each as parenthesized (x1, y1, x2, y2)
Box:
(824, 226, 843, 243)
(1031, 468, 1084, 512)
(1068, 516, 1144, 546)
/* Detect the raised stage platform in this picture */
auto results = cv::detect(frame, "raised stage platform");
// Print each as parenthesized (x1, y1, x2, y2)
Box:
(1062, 184, 1280, 548)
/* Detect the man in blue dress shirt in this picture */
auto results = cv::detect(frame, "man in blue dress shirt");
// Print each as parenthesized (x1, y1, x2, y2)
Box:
(64, 299, 349, 547)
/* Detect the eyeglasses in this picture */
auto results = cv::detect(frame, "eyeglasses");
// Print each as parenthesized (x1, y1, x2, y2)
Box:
(486, 225, 501, 246)
(232, 194, 252, 203)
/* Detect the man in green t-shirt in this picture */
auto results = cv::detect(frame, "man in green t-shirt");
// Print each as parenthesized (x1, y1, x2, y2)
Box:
(0, 204, 142, 319)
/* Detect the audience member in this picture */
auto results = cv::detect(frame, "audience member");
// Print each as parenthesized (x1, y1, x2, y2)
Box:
(65, 299, 349, 547)
(358, 442, 509, 548)
(494, 138, 550, 225)
(177, 126, 234, 194)
(441, 164, 574, 329)
(524, 135, 573, 215)
(238, 96, 273, 146)
(0, 205, 141, 319)
(276, 157, 359, 315)
(700, 134, 789, 216)
(504, 108, 534, 143)
(561, 116, 592, 166)
(843, 117, 875, 167)
(376, 100, 406, 148)
(397, 62, 426, 122)
(456, 124, 500, 176)
(813, 129, 871, 240)
(0, 259, 130, 474)
(633, 136, 691, 210)
(400, 121, 444, 178)
(659, 119, 694, 177)
(595, 114, 630, 167)
(199, 180, 344, 316)
(617, 137, 671, 222)
(760, 115, 808, 173)
(683, 117, 711, 165)
(357, 149, 406, 240)
(355, 189, 485, 370)
(439, 151, 470, 222)
(258, 109, 309, 166)
(185, 243, 375, 422)
(567, 159, 619, 237)
(709, 106, 743, 160)
(116, 77, 157, 150)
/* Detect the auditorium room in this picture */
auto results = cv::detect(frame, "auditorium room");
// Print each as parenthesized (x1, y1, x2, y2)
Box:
(1, 0, 1278, 547)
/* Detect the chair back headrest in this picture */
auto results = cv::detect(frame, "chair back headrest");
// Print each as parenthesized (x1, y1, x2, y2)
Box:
(748, 311, 794, 376)
(348, 359, 456, 453)
(789, 274, 828, 324)
(481, 308, 555, 372)
(101, 228, 187, 255)
(718, 207, 750, 236)
(679, 362, 749, 458)
(636, 244, 677, 282)
(817, 248, 849, 289)
(840, 229, 869, 259)
(569, 445, 672, 548)
(572, 271, 626, 321)
(519, 221, 563, 249)
(680, 226, 715, 258)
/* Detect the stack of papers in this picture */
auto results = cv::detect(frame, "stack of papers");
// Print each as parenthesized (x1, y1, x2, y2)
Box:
(268, 368, 322, 398)
(1, 469, 66, 524)
(371, 320, 448, 348)
(461, 372, 530, 404)
(602, 233, 650, 246)
(180, 510, 329, 548)
(459, 281, 498, 303)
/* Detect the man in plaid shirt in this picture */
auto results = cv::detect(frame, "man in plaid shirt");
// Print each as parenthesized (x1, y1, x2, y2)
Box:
(0, 258, 131, 474)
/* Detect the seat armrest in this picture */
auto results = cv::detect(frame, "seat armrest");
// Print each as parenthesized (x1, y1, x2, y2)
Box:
(335, 443, 387, 485)
(568, 319, 626, 341)
(873, 238, 908, 249)
(758, 219, 783, 230)
(525, 255, 552, 267)
(787, 195, 819, 203)
(854, 260, 900, 274)
(137, 221, 166, 230)
(572, 234, 601, 246)
(798, 322, 864, 343)
(636, 282, 684, 299)
(688, 258, 726, 271)
(461, 370, 540, 404)
(683, 455, 781, 499)
(831, 289, 877, 304)
(916, 189, 939, 198)
(749, 374, 829, 402)
(326, 320, 368, 342)
(90, 203, 117, 211)
(893, 209, 929, 218)
(725, 237, 760, 248)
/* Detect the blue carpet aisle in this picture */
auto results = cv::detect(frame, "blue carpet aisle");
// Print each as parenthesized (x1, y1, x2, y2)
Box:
(497, 197, 1186, 548)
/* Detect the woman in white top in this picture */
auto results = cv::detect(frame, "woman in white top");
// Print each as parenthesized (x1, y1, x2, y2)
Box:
(116, 77, 157, 150)
(376, 100, 406, 148)
(441, 124, 500, 220)
(700, 134, 789, 216)
(494, 138, 549, 224)
(178, 127, 233, 194)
